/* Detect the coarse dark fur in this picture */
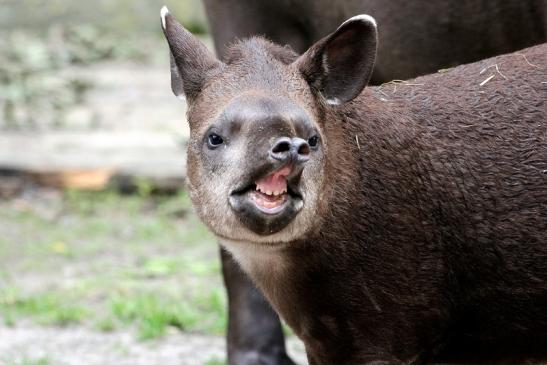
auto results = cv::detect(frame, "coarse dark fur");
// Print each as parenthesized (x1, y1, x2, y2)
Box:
(204, 0, 547, 84)
(225, 43, 547, 365)
(202, 2, 547, 364)
(162, 9, 547, 365)
(271, 45, 547, 364)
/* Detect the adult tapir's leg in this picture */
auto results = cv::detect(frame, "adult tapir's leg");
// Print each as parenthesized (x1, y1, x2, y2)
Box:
(203, 3, 304, 363)
(221, 248, 295, 365)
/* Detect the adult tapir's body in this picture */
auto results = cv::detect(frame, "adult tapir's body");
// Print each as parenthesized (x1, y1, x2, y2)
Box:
(203, 2, 547, 364)
(162, 7, 547, 365)
(204, 0, 547, 84)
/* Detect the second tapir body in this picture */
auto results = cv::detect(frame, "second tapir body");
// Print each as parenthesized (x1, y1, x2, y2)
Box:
(162, 8, 547, 365)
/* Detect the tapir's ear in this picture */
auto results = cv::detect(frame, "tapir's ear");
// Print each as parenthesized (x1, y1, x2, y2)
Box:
(161, 6, 222, 100)
(296, 15, 377, 105)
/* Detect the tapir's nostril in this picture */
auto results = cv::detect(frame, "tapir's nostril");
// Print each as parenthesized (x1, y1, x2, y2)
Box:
(271, 139, 292, 154)
(270, 137, 310, 164)
(296, 140, 310, 156)
(294, 138, 310, 163)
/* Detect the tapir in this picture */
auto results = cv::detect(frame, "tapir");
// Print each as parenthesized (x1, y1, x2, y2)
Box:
(161, 6, 547, 365)
(201, 2, 547, 364)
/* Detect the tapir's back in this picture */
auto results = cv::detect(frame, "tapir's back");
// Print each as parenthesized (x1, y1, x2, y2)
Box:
(360, 44, 547, 359)
(367, 44, 546, 222)
(367, 44, 546, 259)
(384, 43, 546, 231)
(387, 44, 546, 141)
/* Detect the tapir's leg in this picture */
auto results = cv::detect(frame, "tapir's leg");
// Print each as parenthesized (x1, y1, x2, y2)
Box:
(204, 1, 305, 364)
(221, 248, 295, 365)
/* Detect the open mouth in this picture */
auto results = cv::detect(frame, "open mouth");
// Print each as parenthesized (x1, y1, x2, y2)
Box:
(228, 165, 304, 235)
(249, 165, 292, 214)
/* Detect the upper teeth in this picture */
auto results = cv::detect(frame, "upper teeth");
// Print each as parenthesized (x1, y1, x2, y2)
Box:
(256, 186, 287, 196)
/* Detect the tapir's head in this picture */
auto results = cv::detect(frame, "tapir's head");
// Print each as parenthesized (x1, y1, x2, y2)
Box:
(161, 7, 377, 244)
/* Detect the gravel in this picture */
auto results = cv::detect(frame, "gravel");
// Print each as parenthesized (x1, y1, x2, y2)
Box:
(0, 323, 308, 365)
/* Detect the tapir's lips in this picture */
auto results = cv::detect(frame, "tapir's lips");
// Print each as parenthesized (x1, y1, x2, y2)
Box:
(228, 164, 304, 236)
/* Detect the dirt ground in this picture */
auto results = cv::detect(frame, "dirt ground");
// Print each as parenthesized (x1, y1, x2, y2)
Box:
(0, 322, 226, 365)
(0, 322, 308, 365)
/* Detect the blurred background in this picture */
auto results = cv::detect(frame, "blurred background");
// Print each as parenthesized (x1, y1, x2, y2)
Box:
(0, 1, 306, 364)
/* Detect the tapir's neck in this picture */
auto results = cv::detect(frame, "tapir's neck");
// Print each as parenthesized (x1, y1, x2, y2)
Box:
(221, 237, 326, 332)
(220, 238, 291, 278)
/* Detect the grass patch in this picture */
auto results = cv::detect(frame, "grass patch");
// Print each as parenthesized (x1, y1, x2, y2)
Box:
(3, 357, 52, 365)
(95, 315, 117, 332)
(109, 287, 227, 339)
(137, 256, 220, 278)
(0, 289, 87, 326)
(203, 358, 227, 365)
(0, 188, 225, 339)
(110, 293, 200, 340)
(0, 282, 227, 340)
(0, 189, 216, 263)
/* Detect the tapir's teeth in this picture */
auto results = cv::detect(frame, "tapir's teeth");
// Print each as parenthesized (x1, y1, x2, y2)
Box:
(254, 166, 292, 197)
(253, 184, 288, 196)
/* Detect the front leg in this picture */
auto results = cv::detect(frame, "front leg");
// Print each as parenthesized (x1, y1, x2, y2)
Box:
(221, 248, 296, 365)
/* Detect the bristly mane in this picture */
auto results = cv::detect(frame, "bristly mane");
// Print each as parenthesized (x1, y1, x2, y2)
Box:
(223, 36, 299, 65)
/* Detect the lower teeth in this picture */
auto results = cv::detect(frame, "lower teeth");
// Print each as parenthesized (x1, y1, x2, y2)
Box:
(252, 191, 286, 209)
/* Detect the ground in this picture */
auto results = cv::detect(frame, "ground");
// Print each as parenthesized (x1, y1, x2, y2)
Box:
(0, 323, 226, 365)
(0, 187, 307, 365)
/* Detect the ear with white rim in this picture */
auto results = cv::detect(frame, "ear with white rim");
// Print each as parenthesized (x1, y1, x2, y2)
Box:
(296, 14, 378, 105)
(160, 6, 222, 100)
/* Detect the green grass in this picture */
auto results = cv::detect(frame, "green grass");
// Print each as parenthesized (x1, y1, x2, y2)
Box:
(0, 188, 226, 340)
(203, 358, 227, 365)
(104, 287, 226, 339)
(3, 357, 52, 365)
(0, 289, 87, 327)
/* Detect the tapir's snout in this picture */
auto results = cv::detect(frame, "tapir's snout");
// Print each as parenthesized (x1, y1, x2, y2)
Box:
(219, 94, 319, 169)
(270, 137, 310, 165)
(216, 95, 322, 236)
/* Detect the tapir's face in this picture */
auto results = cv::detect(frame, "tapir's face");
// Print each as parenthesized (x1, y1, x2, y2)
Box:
(186, 53, 327, 243)
(161, 8, 377, 244)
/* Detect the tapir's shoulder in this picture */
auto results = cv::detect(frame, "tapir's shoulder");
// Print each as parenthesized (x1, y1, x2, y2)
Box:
(360, 43, 546, 138)
(369, 43, 546, 108)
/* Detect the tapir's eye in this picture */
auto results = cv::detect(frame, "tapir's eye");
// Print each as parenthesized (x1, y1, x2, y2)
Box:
(308, 135, 320, 148)
(207, 133, 224, 148)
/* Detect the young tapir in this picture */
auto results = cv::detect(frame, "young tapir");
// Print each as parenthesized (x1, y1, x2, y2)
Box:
(161, 7, 547, 365)
(204, 2, 547, 364)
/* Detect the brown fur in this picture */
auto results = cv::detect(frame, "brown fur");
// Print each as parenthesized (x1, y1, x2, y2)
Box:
(204, 0, 547, 84)
(163, 10, 547, 363)
(251, 44, 547, 364)
(204, 42, 546, 364)
(202, 3, 547, 365)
